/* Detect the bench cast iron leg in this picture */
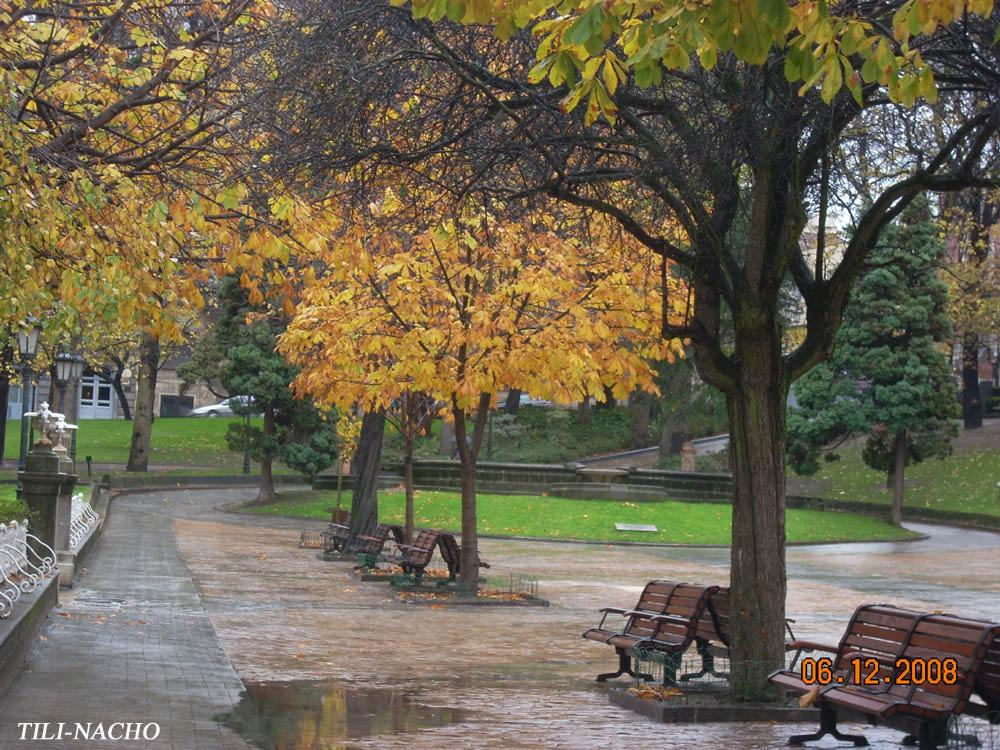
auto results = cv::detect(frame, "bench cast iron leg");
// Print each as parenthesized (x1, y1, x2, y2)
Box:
(596, 649, 651, 682)
(680, 639, 728, 682)
(788, 704, 868, 747)
(661, 652, 682, 687)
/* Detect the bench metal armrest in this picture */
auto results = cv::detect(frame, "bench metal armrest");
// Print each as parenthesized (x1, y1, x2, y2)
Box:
(784, 618, 798, 642)
(328, 523, 349, 530)
(785, 638, 838, 671)
(595, 607, 630, 630)
(599, 607, 630, 616)
(786, 640, 839, 654)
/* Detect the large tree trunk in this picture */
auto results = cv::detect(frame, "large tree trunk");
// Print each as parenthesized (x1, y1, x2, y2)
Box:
(403, 433, 415, 544)
(891, 430, 907, 526)
(347, 410, 385, 547)
(111, 363, 131, 420)
(46, 364, 60, 409)
(725, 347, 788, 702)
(127, 332, 160, 472)
(630, 392, 653, 449)
(962, 333, 983, 429)
(504, 388, 521, 414)
(438, 417, 455, 456)
(577, 395, 591, 425)
(256, 408, 277, 504)
(453, 393, 490, 589)
(598, 384, 615, 408)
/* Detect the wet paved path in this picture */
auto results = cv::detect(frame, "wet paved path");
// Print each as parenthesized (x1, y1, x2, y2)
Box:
(0, 486, 998, 749)
(0, 490, 250, 749)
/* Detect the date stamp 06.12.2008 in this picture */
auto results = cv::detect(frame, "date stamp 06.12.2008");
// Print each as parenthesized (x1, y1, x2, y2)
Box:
(799, 656, 960, 687)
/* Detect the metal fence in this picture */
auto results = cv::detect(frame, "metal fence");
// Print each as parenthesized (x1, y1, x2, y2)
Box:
(0, 520, 58, 618)
(632, 643, 733, 694)
(947, 713, 1000, 748)
(69, 492, 99, 550)
(481, 573, 539, 599)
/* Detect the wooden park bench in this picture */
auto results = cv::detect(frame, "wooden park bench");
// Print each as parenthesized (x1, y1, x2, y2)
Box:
(583, 581, 718, 684)
(353, 524, 406, 566)
(355, 523, 405, 554)
(389, 529, 441, 585)
(769, 606, 1000, 749)
(436, 533, 490, 582)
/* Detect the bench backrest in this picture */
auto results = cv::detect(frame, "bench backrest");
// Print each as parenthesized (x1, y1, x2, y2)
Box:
(387, 525, 405, 545)
(401, 529, 439, 566)
(619, 581, 684, 641)
(886, 615, 999, 716)
(831, 604, 927, 678)
(695, 588, 730, 645)
(647, 583, 719, 648)
(355, 524, 397, 554)
(436, 533, 461, 573)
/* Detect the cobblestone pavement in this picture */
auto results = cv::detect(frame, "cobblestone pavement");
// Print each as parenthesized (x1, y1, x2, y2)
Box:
(2, 486, 999, 750)
(0, 490, 250, 750)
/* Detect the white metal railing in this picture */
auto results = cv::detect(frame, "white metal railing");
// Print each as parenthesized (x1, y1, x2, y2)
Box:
(69, 492, 99, 550)
(0, 520, 58, 618)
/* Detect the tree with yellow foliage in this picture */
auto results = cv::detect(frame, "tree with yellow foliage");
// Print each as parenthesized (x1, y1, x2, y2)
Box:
(280, 197, 685, 585)
(0, 0, 273, 468)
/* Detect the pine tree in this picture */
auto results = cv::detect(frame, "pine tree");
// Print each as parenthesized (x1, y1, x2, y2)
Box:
(788, 199, 958, 524)
(184, 278, 338, 502)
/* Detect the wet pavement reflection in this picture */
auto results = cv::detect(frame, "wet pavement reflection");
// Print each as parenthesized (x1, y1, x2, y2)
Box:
(217, 681, 467, 749)
(157, 489, 1000, 749)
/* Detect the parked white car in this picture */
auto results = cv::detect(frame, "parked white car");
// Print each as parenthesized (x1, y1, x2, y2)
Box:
(519, 393, 553, 407)
(188, 396, 255, 417)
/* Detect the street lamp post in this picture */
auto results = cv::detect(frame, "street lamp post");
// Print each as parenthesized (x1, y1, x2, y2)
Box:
(16, 322, 42, 500)
(243, 409, 251, 475)
(53, 352, 85, 460)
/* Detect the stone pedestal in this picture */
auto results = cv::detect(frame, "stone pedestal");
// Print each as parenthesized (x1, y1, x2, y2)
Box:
(19, 445, 77, 583)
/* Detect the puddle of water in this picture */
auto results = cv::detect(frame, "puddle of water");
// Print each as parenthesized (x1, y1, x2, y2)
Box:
(217, 680, 468, 750)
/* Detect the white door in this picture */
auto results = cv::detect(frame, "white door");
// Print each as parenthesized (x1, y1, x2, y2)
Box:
(78, 373, 115, 419)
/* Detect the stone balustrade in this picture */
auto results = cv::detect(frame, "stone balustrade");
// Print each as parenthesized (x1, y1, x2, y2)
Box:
(0, 520, 58, 619)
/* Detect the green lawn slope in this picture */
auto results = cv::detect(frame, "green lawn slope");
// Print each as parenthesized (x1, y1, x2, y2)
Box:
(247, 488, 920, 545)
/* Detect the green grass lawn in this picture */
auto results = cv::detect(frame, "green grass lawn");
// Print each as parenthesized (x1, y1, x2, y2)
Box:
(246, 488, 920, 545)
(0, 484, 30, 524)
(1, 405, 637, 474)
(788, 438, 1000, 518)
(2, 416, 262, 468)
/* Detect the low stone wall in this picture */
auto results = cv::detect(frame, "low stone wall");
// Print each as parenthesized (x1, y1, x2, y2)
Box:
(365, 460, 737, 499)
(104, 473, 304, 492)
(310, 473, 403, 492)
(0, 575, 58, 699)
(379, 460, 583, 494)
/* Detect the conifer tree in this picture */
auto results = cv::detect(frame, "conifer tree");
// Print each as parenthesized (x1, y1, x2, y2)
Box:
(788, 200, 958, 524)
